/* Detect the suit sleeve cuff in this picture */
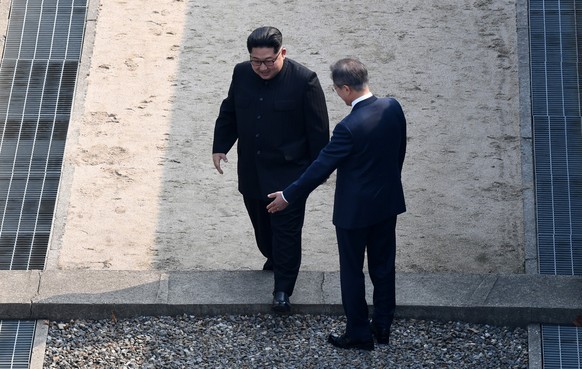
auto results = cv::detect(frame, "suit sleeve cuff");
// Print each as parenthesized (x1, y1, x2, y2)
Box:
(281, 192, 289, 204)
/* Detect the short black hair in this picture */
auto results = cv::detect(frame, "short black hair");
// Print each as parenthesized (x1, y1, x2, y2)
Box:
(330, 58, 369, 91)
(247, 26, 283, 53)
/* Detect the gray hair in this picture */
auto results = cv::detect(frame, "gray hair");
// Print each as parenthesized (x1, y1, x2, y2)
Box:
(330, 58, 369, 91)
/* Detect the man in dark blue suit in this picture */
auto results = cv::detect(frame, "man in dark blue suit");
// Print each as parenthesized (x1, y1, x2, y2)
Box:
(267, 58, 406, 350)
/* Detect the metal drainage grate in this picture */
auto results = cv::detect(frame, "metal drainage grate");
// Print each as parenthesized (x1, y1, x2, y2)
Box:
(529, 0, 582, 367)
(0, 320, 36, 369)
(0, 0, 87, 270)
(530, 0, 582, 277)
(542, 325, 582, 368)
(0, 0, 87, 368)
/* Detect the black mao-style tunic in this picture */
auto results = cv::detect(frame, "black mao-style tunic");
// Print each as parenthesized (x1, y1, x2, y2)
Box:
(213, 58, 330, 199)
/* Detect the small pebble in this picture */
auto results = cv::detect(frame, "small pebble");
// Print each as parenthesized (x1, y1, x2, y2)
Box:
(44, 315, 528, 368)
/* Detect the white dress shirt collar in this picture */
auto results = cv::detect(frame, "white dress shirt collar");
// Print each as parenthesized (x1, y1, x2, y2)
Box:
(351, 92, 373, 107)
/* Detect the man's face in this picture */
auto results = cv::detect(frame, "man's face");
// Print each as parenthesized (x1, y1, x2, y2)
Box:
(250, 47, 286, 80)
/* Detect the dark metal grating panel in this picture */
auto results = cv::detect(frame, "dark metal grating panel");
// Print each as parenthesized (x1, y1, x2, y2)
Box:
(530, 0, 582, 367)
(0, 0, 87, 271)
(534, 116, 582, 275)
(0, 320, 35, 369)
(0, 0, 87, 368)
(542, 325, 582, 368)
(530, 0, 582, 276)
(3, 5, 86, 61)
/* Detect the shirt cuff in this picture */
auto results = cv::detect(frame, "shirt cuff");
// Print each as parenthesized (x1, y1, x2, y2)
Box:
(281, 192, 289, 203)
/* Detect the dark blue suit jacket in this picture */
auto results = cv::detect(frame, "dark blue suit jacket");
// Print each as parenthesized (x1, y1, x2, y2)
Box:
(283, 96, 406, 229)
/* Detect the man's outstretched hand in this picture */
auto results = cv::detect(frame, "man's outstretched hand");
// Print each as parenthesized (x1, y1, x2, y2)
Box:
(267, 191, 289, 213)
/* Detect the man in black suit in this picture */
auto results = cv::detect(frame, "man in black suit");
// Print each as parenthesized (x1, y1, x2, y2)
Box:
(212, 26, 329, 313)
(267, 58, 406, 350)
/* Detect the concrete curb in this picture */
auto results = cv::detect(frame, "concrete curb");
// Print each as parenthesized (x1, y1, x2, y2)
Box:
(1, 270, 580, 326)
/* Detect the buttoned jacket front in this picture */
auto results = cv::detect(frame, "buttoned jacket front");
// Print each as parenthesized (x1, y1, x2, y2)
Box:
(213, 58, 329, 199)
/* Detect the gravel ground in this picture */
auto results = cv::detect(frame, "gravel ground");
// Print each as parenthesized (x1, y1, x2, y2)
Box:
(44, 314, 528, 368)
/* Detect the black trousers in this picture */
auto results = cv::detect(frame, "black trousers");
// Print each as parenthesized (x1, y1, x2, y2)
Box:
(335, 216, 397, 341)
(243, 196, 307, 296)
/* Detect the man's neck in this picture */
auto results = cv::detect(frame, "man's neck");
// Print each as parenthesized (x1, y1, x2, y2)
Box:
(351, 88, 372, 107)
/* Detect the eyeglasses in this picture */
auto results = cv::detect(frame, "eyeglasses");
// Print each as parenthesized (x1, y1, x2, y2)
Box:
(250, 50, 282, 67)
(330, 85, 344, 94)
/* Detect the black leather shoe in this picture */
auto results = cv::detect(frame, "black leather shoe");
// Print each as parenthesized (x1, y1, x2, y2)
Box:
(327, 333, 374, 351)
(262, 259, 273, 271)
(370, 323, 390, 345)
(272, 291, 291, 313)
